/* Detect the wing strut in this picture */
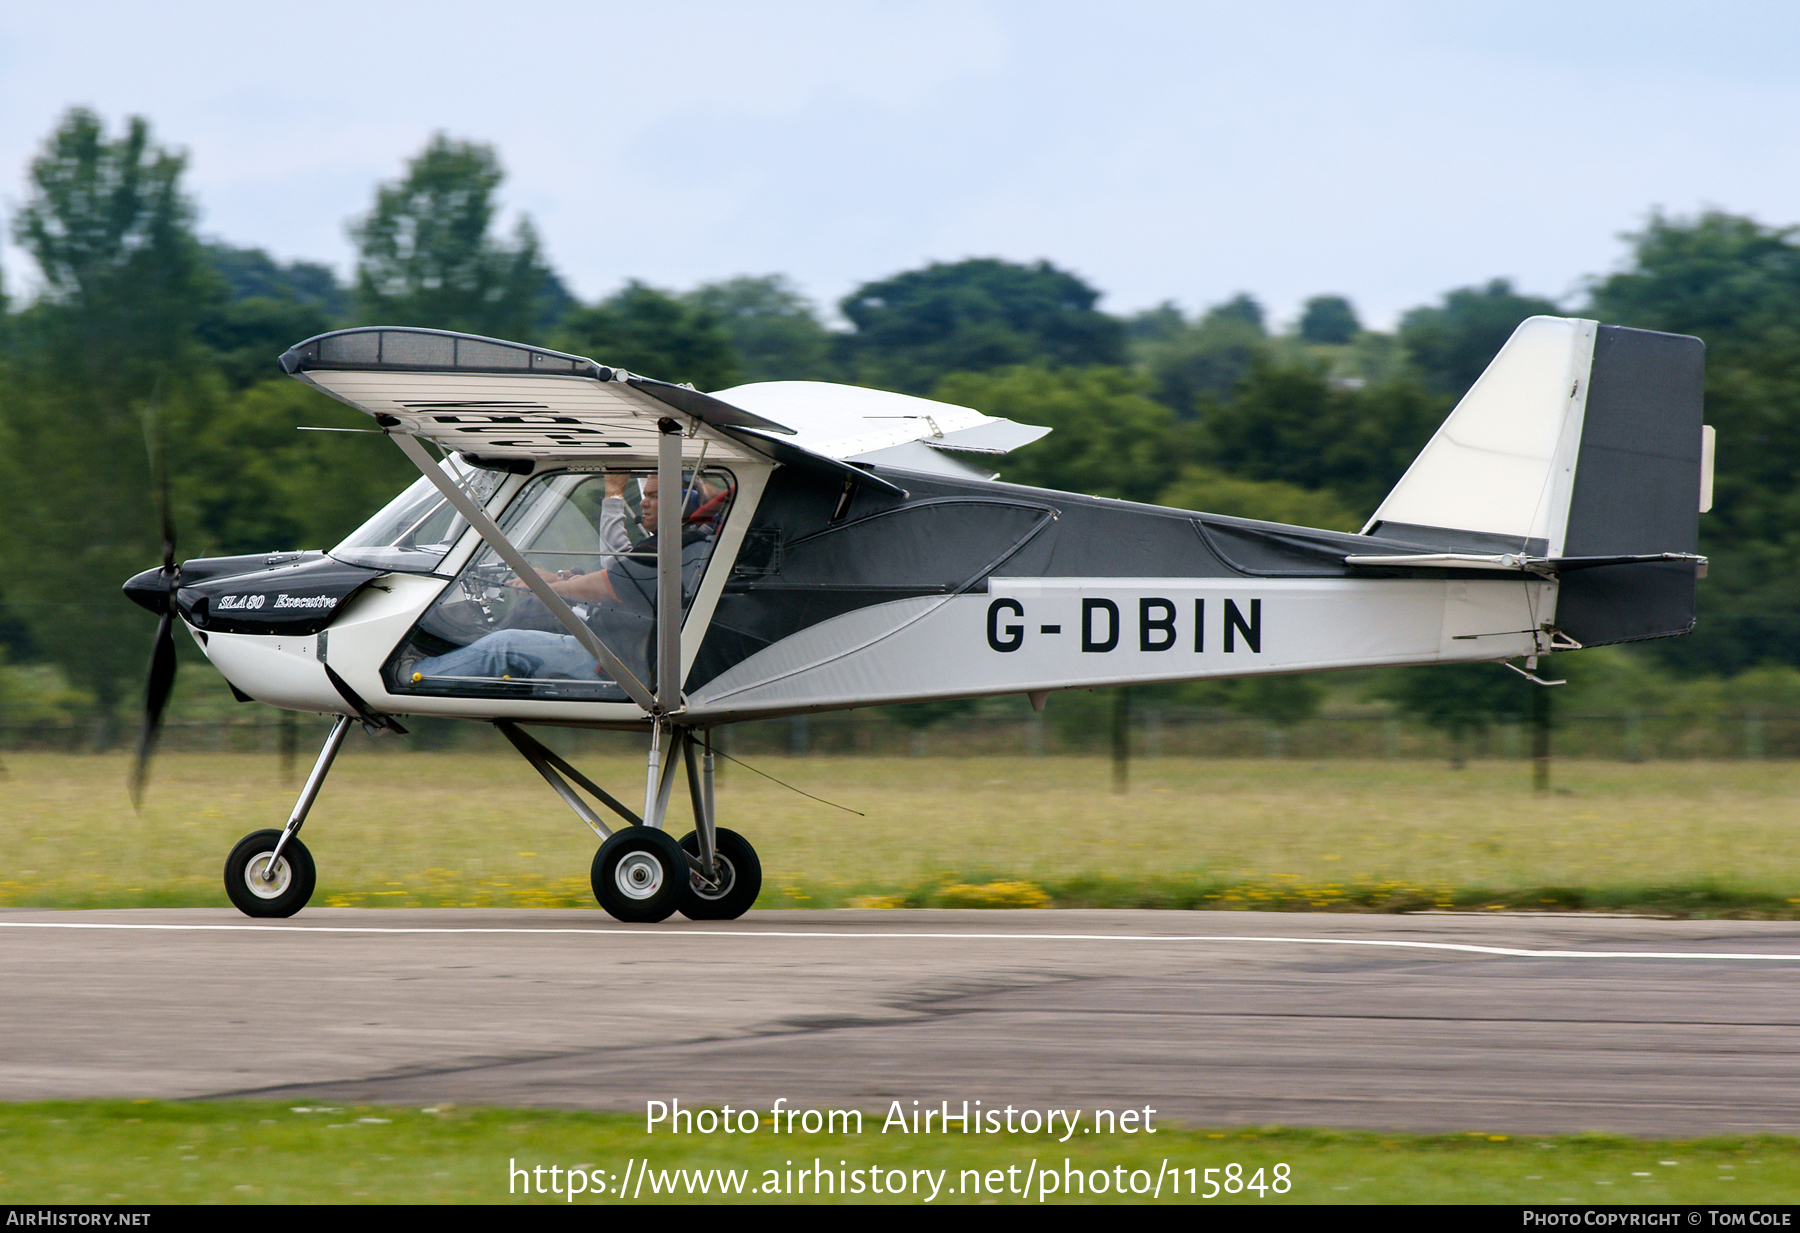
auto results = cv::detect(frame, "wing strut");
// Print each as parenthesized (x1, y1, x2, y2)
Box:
(656, 417, 683, 712)
(386, 429, 658, 713)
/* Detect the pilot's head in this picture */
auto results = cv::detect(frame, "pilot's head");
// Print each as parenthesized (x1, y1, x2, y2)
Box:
(638, 475, 708, 532)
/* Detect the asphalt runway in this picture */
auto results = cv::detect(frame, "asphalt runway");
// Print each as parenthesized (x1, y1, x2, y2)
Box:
(3, 908, 1798, 1137)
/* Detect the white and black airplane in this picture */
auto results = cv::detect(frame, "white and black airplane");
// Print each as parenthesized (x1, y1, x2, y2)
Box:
(124, 315, 1711, 923)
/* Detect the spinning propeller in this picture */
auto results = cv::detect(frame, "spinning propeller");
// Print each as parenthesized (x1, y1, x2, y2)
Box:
(126, 392, 177, 808)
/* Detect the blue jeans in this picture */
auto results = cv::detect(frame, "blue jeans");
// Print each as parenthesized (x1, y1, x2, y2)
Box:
(414, 629, 600, 681)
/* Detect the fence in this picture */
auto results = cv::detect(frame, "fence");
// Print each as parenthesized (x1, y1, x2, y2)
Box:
(8, 707, 1800, 762)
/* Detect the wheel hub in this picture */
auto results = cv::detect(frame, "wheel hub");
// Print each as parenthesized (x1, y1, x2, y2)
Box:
(688, 853, 736, 901)
(243, 853, 291, 899)
(615, 851, 665, 900)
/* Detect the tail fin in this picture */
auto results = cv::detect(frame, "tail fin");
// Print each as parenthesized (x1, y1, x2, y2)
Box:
(1365, 315, 1708, 646)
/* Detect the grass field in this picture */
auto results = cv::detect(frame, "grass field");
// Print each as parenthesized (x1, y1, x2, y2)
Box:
(4, 749, 1799, 915)
(2, 1100, 1797, 1205)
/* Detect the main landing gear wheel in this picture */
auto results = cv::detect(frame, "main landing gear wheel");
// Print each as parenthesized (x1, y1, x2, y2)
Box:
(592, 827, 688, 923)
(224, 829, 316, 919)
(677, 828, 762, 921)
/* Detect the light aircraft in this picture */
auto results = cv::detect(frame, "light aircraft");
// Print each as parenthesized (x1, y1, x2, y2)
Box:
(124, 315, 1711, 923)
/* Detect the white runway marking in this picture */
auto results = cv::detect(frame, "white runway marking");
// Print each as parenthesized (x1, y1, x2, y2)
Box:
(3, 918, 1799, 961)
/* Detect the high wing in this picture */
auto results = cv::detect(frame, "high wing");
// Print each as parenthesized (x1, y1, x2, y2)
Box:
(278, 328, 1051, 489)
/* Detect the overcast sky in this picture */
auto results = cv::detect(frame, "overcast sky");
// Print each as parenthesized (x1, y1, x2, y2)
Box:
(3, 0, 1797, 329)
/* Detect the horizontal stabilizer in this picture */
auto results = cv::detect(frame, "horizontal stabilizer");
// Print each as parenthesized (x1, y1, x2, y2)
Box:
(1344, 551, 1706, 576)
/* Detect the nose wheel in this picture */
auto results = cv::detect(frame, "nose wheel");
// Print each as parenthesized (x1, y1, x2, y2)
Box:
(224, 829, 316, 918)
(221, 714, 352, 918)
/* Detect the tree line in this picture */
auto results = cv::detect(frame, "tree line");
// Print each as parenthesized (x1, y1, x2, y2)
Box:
(3, 109, 1798, 736)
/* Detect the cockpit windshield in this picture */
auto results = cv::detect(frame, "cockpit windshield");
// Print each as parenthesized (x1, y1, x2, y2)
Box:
(330, 457, 504, 574)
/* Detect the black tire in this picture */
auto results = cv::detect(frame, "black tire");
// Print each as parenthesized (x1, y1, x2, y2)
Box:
(224, 829, 316, 919)
(677, 828, 762, 921)
(592, 827, 688, 923)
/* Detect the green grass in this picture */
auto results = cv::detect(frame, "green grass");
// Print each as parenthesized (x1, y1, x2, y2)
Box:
(1, 1100, 1795, 1204)
(5, 751, 1800, 916)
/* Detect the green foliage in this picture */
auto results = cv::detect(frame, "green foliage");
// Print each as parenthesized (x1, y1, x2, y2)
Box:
(883, 699, 977, 731)
(196, 296, 334, 389)
(1228, 674, 1326, 725)
(1591, 211, 1800, 340)
(1720, 663, 1800, 712)
(1131, 296, 1269, 413)
(932, 366, 1192, 504)
(1158, 464, 1363, 531)
(1195, 355, 1446, 513)
(1298, 294, 1359, 344)
(1398, 278, 1561, 397)
(0, 661, 93, 723)
(558, 281, 740, 390)
(685, 274, 837, 382)
(187, 379, 419, 556)
(1123, 300, 1185, 343)
(1372, 661, 1535, 742)
(1205, 292, 1266, 332)
(838, 258, 1125, 393)
(0, 111, 218, 720)
(203, 242, 348, 316)
(194, 243, 350, 388)
(348, 134, 559, 339)
(10, 108, 214, 380)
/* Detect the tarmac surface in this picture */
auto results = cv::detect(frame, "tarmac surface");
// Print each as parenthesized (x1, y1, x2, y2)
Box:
(4, 907, 1799, 1136)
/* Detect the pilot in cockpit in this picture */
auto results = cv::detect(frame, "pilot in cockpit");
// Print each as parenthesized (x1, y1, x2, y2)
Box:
(407, 471, 721, 687)
(536, 472, 710, 604)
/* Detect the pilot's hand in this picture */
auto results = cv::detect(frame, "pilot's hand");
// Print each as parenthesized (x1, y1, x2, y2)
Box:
(605, 473, 629, 499)
(506, 567, 563, 593)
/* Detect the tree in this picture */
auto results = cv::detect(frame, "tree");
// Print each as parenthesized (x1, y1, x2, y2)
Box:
(2, 110, 216, 730)
(205, 242, 349, 316)
(932, 366, 1192, 504)
(684, 275, 836, 383)
(1298, 295, 1359, 344)
(1230, 675, 1325, 726)
(1398, 279, 1561, 398)
(1205, 293, 1265, 332)
(1124, 301, 1186, 344)
(1374, 662, 1535, 767)
(348, 135, 558, 339)
(184, 380, 419, 557)
(1196, 356, 1445, 513)
(11, 109, 213, 379)
(1157, 465, 1362, 531)
(838, 259, 1126, 393)
(1131, 295, 1269, 414)
(558, 282, 740, 390)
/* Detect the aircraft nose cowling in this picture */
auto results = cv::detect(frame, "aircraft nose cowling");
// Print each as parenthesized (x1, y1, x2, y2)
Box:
(123, 567, 176, 615)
